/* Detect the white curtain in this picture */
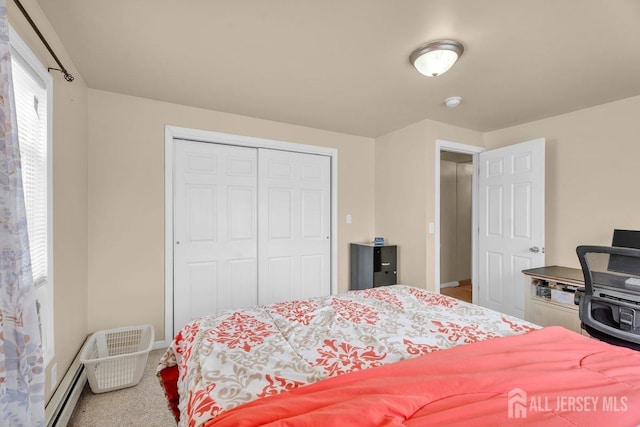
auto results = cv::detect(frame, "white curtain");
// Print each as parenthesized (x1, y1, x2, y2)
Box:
(0, 1, 46, 425)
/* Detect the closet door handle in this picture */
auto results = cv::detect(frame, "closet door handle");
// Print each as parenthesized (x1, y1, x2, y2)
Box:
(381, 262, 391, 266)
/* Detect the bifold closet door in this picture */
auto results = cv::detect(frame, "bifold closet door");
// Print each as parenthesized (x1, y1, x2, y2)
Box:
(258, 149, 331, 305)
(173, 141, 258, 332)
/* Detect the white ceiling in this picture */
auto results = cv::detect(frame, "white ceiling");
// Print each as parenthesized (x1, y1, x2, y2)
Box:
(34, 0, 640, 137)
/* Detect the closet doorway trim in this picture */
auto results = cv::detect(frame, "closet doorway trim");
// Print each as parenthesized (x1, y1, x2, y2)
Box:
(163, 125, 339, 342)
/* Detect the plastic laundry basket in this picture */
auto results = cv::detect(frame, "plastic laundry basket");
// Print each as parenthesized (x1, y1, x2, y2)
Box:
(80, 324, 154, 393)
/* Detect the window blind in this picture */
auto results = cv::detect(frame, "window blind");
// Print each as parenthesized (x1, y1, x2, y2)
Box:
(12, 54, 48, 288)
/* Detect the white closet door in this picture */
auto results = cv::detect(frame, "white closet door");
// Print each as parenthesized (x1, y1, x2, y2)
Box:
(174, 141, 257, 332)
(258, 149, 331, 304)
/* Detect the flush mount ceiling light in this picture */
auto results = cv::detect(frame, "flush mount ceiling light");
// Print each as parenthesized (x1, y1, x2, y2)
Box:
(410, 40, 464, 77)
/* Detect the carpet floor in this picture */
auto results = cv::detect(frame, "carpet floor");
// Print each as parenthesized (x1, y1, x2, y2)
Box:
(68, 348, 176, 426)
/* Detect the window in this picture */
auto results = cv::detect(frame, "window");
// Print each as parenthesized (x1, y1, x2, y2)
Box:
(10, 27, 54, 364)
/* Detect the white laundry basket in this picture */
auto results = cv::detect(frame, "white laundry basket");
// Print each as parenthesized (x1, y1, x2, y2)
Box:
(80, 324, 154, 393)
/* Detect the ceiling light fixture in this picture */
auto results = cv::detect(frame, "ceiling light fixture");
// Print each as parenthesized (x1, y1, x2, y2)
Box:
(410, 40, 464, 77)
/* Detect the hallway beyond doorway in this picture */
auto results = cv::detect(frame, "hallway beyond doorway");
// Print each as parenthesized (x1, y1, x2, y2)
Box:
(441, 280, 472, 303)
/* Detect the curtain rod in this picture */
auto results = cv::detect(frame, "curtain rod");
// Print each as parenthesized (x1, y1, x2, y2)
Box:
(13, 0, 74, 82)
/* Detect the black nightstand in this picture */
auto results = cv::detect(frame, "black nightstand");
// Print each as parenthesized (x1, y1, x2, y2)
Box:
(350, 243, 397, 290)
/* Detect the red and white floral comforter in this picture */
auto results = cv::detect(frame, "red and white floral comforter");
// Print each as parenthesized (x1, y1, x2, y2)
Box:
(157, 285, 537, 427)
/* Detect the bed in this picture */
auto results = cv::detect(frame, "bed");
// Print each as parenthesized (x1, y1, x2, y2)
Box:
(158, 285, 640, 426)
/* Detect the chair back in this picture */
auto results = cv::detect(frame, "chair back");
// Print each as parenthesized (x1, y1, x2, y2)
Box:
(576, 245, 640, 350)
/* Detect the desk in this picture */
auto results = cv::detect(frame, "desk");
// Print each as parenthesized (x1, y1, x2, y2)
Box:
(522, 266, 584, 334)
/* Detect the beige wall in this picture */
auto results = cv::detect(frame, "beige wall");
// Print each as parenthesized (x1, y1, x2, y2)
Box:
(375, 119, 482, 291)
(484, 95, 640, 269)
(87, 89, 375, 341)
(8, 0, 89, 402)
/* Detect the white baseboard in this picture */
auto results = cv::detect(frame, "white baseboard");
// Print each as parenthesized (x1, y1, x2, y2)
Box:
(440, 281, 460, 288)
(46, 337, 88, 427)
(152, 339, 169, 350)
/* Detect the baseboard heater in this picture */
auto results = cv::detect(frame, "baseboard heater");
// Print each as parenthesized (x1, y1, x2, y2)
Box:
(45, 337, 88, 427)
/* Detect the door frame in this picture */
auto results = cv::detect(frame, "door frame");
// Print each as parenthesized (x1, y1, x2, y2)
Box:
(434, 140, 484, 304)
(164, 126, 339, 342)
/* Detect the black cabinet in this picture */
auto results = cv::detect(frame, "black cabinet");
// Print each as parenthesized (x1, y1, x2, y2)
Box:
(350, 243, 397, 290)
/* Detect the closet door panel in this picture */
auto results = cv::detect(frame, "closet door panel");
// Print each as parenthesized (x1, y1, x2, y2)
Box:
(228, 187, 254, 240)
(301, 254, 324, 297)
(258, 149, 331, 305)
(185, 261, 218, 322)
(268, 189, 293, 239)
(267, 256, 294, 303)
(302, 190, 323, 238)
(174, 141, 257, 333)
(229, 258, 258, 308)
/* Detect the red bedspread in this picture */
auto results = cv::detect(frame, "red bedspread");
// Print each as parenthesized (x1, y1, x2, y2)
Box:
(207, 327, 640, 426)
(158, 286, 537, 425)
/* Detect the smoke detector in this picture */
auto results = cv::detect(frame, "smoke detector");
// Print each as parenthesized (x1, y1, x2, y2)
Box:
(444, 96, 462, 108)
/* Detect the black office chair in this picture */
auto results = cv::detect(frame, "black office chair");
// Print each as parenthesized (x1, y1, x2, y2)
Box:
(575, 245, 640, 350)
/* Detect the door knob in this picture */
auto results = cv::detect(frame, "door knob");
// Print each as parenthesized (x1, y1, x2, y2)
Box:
(529, 246, 540, 253)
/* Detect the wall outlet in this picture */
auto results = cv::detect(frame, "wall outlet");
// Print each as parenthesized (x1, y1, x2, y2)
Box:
(50, 363, 57, 391)
(346, 214, 352, 224)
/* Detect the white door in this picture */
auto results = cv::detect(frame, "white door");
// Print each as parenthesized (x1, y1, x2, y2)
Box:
(478, 138, 545, 319)
(174, 141, 258, 332)
(258, 149, 331, 304)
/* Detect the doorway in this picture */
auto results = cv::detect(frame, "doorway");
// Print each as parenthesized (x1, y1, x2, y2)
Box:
(434, 140, 483, 305)
(439, 151, 473, 303)
(435, 138, 545, 319)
